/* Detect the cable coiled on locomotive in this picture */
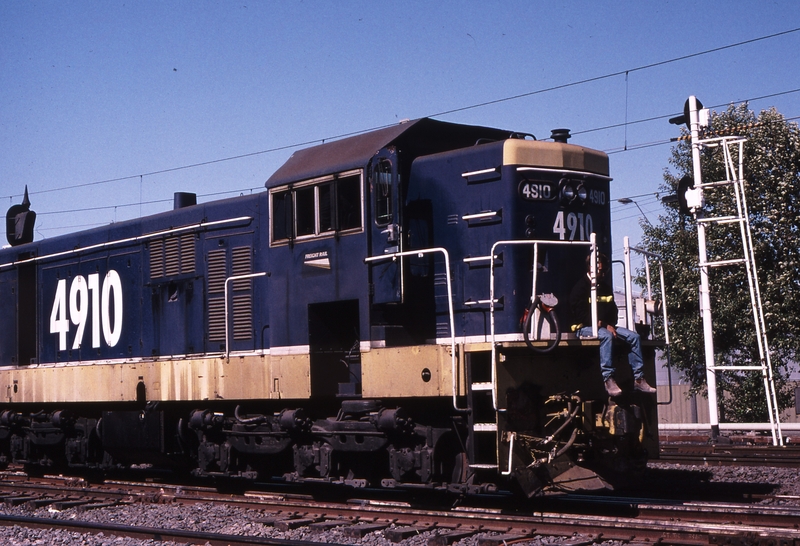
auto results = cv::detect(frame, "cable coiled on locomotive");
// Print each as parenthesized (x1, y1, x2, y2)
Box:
(522, 294, 561, 354)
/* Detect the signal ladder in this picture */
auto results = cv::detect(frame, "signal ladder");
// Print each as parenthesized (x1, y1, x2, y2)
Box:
(691, 133, 782, 445)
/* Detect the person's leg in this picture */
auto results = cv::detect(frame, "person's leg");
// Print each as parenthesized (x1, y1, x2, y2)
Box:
(615, 327, 656, 394)
(580, 326, 615, 380)
(614, 327, 644, 378)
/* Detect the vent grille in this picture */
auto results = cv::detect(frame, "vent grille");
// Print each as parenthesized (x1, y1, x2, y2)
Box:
(165, 237, 180, 276)
(149, 233, 196, 280)
(206, 246, 254, 345)
(231, 247, 252, 291)
(207, 249, 228, 344)
(231, 246, 253, 340)
(150, 241, 164, 279)
(208, 298, 226, 342)
(232, 294, 253, 340)
(207, 249, 227, 294)
(180, 234, 196, 273)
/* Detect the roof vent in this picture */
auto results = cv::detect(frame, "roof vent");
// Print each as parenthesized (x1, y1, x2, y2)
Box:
(550, 128, 571, 143)
(174, 192, 197, 210)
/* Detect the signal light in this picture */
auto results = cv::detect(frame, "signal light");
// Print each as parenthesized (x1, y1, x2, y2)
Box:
(5, 186, 36, 247)
(677, 175, 694, 216)
(669, 98, 703, 129)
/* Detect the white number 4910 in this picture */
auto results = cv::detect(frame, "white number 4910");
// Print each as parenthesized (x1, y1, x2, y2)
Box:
(50, 270, 123, 352)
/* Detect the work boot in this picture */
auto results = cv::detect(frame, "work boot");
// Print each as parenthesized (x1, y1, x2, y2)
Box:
(604, 377, 622, 397)
(634, 377, 657, 394)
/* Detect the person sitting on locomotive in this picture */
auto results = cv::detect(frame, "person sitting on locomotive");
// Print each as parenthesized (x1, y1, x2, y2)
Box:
(569, 253, 657, 397)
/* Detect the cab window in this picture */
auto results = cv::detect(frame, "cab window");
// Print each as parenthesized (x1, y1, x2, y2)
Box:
(270, 171, 363, 245)
(374, 159, 393, 226)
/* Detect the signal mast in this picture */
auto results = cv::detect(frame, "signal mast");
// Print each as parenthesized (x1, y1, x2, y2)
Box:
(670, 96, 782, 445)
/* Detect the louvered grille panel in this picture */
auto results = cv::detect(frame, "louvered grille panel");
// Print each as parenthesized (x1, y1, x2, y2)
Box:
(207, 249, 227, 294)
(150, 240, 164, 279)
(231, 246, 252, 291)
(232, 294, 253, 340)
(208, 297, 226, 342)
(165, 237, 180, 276)
(181, 234, 196, 273)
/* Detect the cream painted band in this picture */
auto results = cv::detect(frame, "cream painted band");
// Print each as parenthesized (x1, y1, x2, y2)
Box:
(1, 354, 310, 404)
(0, 344, 463, 404)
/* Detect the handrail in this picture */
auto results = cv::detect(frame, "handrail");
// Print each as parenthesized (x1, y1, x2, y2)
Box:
(622, 236, 670, 344)
(365, 248, 463, 411)
(622, 236, 672, 405)
(0, 216, 255, 271)
(488, 235, 597, 410)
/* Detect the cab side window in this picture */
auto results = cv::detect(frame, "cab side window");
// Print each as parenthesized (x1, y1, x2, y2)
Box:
(374, 159, 393, 227)
(270, 171, 363, 245)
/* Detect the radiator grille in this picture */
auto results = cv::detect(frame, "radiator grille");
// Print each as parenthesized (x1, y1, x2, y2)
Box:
(207, 249, 227, 294)
(231, 246, 253, 340)
(232, 294, 253, 340)
(206, 246, 254, 344)
(207, 249, 228, 343)
(164, 237, 180, 276)
(180, 234, 196, 273)
(150, 241, 164, 279)
(149, 233, 196, 279)
(208, 298, 226, 342)
(231, 247, 252, 291)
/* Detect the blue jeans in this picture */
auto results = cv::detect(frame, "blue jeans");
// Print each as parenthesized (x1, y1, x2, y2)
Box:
(579, 325, 645, 382)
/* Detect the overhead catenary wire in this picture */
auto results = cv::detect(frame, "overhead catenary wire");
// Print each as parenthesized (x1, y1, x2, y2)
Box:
(6, 27, 800, 225)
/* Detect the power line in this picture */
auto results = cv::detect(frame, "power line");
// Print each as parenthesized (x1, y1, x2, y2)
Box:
(572, 88, 800, 137)
(6, 27, 798, 205)
(427, 28, 800, 118)
(36, 186, 263, 217)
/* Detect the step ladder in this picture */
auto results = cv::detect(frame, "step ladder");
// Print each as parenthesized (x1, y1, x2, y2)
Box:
(465, 351, 502, 472)
(688, 121, 782, 445)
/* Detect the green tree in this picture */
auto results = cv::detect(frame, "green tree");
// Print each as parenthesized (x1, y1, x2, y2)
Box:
(642, 103, 800, 422)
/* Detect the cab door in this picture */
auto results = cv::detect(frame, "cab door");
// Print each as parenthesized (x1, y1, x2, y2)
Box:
(369, 150, 403, 304)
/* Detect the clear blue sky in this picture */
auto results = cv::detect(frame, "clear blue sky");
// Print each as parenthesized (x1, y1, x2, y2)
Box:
(2, 1, 799, 271)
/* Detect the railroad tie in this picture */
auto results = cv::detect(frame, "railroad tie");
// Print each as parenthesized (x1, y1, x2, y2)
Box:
(341, 522, 392, 539)
(476, 532, 534, 546)
(3, 496, 39, 506)
(275, 517, 323, 531)
(383, 525, 433, 542)
(427, 528, 479, 546)
(307, 520, 352, 533)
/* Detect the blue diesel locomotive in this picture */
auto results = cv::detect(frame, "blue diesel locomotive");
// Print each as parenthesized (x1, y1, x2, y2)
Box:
(0, 119, 659, 496)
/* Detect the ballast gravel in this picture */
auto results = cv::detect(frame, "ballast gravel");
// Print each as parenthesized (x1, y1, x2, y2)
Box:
(1, 461, 798, 545)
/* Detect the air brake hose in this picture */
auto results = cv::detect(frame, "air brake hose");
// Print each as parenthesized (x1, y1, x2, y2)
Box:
(523, 296, 562, 354)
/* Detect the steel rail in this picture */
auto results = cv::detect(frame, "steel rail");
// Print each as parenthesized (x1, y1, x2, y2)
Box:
(0, 513, 345, 546)
(2, 478, 800, 545)
(660, 444, 800, 467)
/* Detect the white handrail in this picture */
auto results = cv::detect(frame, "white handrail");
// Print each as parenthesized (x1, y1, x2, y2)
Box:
(365, 248, 462, 410)
(488, 235, 597, 410)
(623, 236, 671, 345)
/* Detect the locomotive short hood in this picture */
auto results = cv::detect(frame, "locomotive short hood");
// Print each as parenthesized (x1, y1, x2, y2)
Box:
(265, 118, 514, 188)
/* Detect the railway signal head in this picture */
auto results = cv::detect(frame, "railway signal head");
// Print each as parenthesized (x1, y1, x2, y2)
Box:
(5, 186, 36, 246)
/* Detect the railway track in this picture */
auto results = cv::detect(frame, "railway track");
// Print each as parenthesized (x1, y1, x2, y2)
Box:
(1, 471, 800, 545)
(660, 443, 800, 467)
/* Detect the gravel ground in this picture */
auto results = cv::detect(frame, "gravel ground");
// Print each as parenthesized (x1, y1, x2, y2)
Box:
(1, 461, 798, 545)
(644, 462, 800, 503)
